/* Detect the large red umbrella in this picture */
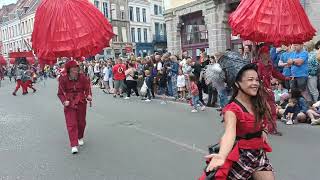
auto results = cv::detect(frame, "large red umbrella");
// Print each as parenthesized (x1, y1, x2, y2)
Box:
(32, 0, 115, 61)
(26, 57, 35, 65)
(229, 0, 316, 45)
(9, 58, 15, 65)
(0, 56, 6, 65)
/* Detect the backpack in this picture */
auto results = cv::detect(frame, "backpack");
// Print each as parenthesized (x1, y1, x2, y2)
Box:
(133, 71, 139, 80)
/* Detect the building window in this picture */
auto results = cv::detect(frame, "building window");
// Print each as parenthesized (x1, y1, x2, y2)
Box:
(28, 19, 31, 33)
(122, 27, 127, 42)
(154, 5, 158, 15)
(94, 0, 99, 9)
(25, 21, 28, 33)
(159, 6, 162, 15)
(181, 25, 208, 45)
(131, 28, 135, 42)
(22, 22, 24, 34)
(142, 8, 146, 22)
(120, 5, 125, 20)
(137, 28, 141, 42)
(143, 28, 147, 42)
(129, 6, 134, 21)
(300, 0, 306, 8)
(103, 2, 109, 18)
(113, 26, 118, 42)
(121, 11, 125, 20)
(136, 7, 140, 22)
(111, 4, 117, 20)
(155, 22, 160, 35)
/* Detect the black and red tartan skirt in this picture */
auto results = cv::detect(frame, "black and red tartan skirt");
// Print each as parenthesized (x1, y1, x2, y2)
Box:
(227, 149, 273, 180)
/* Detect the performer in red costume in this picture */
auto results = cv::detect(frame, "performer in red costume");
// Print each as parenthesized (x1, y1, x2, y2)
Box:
(57, 60, 92, 154)
(12, 65, 27, 96)
(201, 64, 275, 180)
(254, 45, 290, 136)
(23, 68, 37, 93)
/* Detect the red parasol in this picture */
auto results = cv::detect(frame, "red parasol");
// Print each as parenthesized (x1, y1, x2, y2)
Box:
(229, 0, 317, 46)
(9, 58, 15, 65)
(39, 58, 57, 66)
(26, 57, 35, 65)
(32, 0, 115, 61)
(9, 51, 34, 58)
(0, 56, 7, 65)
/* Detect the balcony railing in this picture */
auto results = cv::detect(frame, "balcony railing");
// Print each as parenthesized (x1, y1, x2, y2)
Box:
(153, 34, 167, 43)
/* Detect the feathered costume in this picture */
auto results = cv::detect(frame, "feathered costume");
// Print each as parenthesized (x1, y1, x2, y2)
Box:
(204, 51, 250, 90)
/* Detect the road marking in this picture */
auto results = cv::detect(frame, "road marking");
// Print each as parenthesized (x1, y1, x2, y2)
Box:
(129, 125, 207, 155)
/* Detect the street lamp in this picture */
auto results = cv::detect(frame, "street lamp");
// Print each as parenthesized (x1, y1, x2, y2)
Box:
(110, 8, 116, 59)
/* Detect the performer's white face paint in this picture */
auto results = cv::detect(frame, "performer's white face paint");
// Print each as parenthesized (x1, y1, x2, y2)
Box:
(237, 70, 260, 97)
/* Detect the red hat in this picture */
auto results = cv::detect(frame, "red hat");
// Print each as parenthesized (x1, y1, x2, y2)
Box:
(65, 60, 78, 70)
(259, 45, 270, 54)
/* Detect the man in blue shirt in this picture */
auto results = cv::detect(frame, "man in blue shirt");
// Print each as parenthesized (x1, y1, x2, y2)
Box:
(271, 46, 284, 73)
(287, 44, 309, 98)
(278, 45, 293, 89)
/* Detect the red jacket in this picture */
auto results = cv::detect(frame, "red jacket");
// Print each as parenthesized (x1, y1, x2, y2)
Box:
(190, 82, 199, 96)
(57, 73, 91, 108)
(254, 59, 285, 90)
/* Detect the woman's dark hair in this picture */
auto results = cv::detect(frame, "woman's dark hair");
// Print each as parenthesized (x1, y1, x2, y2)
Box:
(244, 45, 252, 52)
(291, 89, 302, 99)
(189, 74, 197, 82)
(229, 63, 274, 127)
(128, 63, 134, 67)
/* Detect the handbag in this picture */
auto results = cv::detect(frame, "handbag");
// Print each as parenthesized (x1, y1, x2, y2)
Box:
(203, 143, 220, 180)
(203, 131, 262, 180)
(140, 80, 147, 95)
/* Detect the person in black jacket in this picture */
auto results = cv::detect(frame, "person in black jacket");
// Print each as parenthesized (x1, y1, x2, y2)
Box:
(188, 59, 205, 104)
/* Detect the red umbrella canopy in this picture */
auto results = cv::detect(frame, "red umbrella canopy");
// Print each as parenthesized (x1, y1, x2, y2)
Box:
(9, 58, 15, 65)
(26, 57, 35, 65)
(39, 58, 57, 65)
(32, 0, 115, 61)
(0, 56, 6, 65)
(229, 0, 317, 46)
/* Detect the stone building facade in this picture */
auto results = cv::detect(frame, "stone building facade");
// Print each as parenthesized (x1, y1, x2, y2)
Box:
(304, 0, 320, 40)
(164, 0, 232, 59)
(164, 0, 320, 59)
(129, 0, 153, 56)
(108, 0, 131, 58)
(0, 0, 40, 58)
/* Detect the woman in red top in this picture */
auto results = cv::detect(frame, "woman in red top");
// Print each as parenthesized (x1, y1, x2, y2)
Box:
(205, 64, 275, 180)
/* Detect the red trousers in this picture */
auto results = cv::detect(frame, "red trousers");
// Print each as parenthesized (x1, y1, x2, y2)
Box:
(25, 80, 36, 91)
(14, 80, 27, 93)
(64, 102, 87, 147)
(267, 91, 277, 132)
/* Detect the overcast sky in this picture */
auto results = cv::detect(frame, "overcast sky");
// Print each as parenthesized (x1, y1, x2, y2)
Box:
(0, 0, 17, 8)
(164, 0, 169, 9)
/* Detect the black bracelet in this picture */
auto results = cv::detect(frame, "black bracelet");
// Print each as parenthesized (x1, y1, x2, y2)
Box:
(263, 129, 269, 134)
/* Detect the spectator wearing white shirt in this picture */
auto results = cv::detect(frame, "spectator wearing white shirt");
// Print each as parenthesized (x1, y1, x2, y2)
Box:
(177, 69, 186, 100)
(94, 61, 101, 78)
(102, 60, 113, 94)
(155, 55, 163, 71)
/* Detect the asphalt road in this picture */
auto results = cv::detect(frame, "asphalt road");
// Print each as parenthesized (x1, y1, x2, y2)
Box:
(0, 78, 319, 180)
